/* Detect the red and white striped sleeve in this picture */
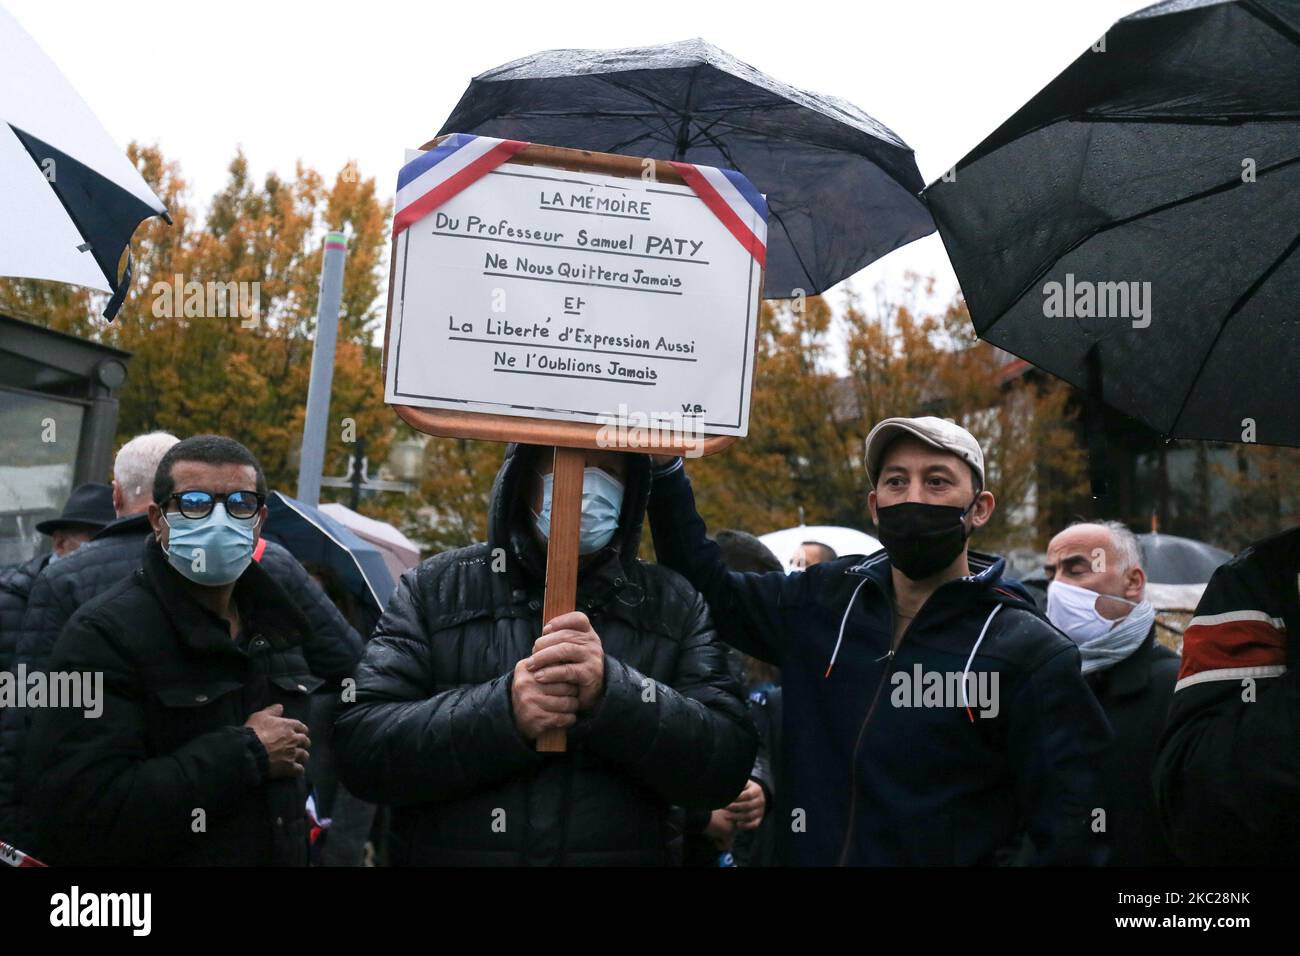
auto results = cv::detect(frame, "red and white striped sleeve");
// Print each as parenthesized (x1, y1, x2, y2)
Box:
(1175, 608, 1288, 691)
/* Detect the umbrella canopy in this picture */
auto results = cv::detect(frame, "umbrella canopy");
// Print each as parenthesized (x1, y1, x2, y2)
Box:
(264, 492, 397, 634)
(0, 6, 169, 319)
(1138, 531, 1232, 584)
(759, 525, 882, 572)
(439, 38, 934, 298)
(924, 0, 1299, 446)
(318, 502, 421, 580)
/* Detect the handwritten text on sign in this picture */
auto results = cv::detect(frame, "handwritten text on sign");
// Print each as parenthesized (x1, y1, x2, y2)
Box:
(385, 156, 762, 437)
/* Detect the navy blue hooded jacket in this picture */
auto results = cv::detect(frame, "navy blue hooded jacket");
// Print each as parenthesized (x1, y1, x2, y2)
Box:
(648, 463, 1112, 866)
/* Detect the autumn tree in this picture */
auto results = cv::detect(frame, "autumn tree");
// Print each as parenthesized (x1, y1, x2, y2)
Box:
(1212, 445, 1300, 551)
(0, 144, 393, 499)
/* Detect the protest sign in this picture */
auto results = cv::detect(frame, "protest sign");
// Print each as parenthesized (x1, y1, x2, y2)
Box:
(383, 136, 767, 748)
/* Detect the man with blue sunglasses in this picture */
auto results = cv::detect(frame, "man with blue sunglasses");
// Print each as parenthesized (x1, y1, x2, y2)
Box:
(25, 435, 329, 865)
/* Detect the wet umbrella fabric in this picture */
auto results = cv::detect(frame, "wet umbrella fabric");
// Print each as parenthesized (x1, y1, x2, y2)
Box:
(924, 0, 1299, 447)
(439, 37, 934, 298)
(1138, 532, 1232, 585)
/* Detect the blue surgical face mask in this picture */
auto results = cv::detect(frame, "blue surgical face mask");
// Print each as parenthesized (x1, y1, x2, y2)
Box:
(533, 466, 624, 555)
(162, 502, 257, 586)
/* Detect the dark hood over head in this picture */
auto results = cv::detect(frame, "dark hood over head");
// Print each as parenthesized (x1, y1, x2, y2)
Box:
(487, 442, 651, 583)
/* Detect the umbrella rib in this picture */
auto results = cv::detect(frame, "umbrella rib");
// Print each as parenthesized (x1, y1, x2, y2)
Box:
(597, 75, 696, 126)
(597, 107, 685, 155)
(1242, 0, 1300, 45)
(983, 153, 1300, 339)
(695, 125, 818, 293)
(674, 65, 703, 160)
(686, 115, 734, 151)
(1167, 229, 1299, 437)
(583, 73, 717, 152)
(583, 74, 853, 140)
(602, 129, 671, 155)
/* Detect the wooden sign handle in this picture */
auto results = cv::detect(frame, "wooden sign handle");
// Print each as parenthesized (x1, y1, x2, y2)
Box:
(535, 446, 586, 752)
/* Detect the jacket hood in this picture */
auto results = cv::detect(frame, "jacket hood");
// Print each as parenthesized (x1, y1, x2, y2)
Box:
(487, 443, 651, 584)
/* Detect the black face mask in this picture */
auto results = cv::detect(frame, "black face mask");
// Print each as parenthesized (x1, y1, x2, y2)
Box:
(874, 499, 976, 581)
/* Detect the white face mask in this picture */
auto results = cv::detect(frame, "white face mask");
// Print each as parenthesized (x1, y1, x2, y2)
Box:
(1046, 579, 1139, 644)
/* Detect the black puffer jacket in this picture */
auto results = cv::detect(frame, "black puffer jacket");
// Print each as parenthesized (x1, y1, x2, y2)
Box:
(0, 512, 363, 855)
(0, 555, 45, 673)
(26, 538, 319, 865)
(334, 444, 756, 866)
(0, 554, 46, 850)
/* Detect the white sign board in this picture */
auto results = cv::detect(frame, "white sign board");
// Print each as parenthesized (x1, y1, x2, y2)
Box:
(385, 152, 763, 437)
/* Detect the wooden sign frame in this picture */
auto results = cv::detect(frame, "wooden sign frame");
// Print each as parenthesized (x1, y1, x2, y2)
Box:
(382, 137, 765, 750)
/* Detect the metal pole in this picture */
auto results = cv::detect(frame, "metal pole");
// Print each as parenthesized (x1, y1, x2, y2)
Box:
(296, 230, 348, 505)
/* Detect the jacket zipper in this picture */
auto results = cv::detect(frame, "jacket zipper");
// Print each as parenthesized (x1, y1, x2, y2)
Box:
(835, 641, 898, 866)
(834, 577, 978, 864)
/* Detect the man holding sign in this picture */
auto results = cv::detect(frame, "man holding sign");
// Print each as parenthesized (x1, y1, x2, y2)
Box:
(334, 443, 756, 866)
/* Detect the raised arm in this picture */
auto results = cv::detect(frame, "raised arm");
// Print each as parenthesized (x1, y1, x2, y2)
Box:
(647, 458, 804, 665)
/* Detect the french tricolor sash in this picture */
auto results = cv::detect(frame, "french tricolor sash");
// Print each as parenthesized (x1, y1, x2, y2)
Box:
(393, 134, 530, 238)
(393, 135, 769, 267)
(667, 161, 768, 268)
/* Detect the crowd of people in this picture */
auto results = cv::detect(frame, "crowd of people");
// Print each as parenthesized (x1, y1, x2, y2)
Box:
(0, 417, 1294, 866)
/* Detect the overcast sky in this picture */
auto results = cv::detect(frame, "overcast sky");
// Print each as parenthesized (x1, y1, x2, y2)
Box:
(7, 0, 1143, 310)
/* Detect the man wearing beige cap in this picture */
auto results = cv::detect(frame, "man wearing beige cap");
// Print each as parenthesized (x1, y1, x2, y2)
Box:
(647, 416, 1111, 866)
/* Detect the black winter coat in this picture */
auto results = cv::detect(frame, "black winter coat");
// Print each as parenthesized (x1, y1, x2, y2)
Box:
(334, 444, 757, 866)
(1155, 527, 1300, 864)
(1084, 628, 1180, 867)
(0, 554, 45, 673)
(1, 512, 362, 856)
(25, 538, 322, 866)
(0, 555, 46, 850)
(649, 462, 1112, 866)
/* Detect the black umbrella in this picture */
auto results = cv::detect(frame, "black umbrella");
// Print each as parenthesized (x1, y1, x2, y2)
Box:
(924, 0, 1299, 448)
(439, 38, 934, 298)
(1138, 532, 1232, 584)
(263, 492, 397, 636)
